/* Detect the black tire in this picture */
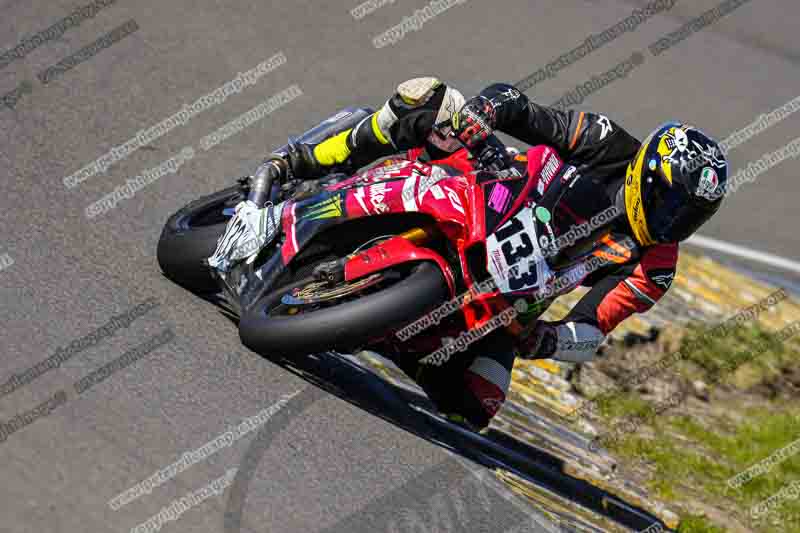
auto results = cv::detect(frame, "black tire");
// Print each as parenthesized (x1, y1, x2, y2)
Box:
(157, 185, 245, 293)
(239, 261, 448, 357)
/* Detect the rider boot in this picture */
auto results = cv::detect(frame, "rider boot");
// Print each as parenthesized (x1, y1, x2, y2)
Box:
(401, 331, 515, 432)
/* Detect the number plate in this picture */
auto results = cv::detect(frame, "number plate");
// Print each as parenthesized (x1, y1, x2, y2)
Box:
(486, 207, 549, 293)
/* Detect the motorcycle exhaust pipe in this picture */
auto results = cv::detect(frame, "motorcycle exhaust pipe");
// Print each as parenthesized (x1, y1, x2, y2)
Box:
(249, 157, 286, 208)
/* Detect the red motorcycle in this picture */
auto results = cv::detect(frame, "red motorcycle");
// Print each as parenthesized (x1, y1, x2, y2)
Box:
(157, 107, 636, 359)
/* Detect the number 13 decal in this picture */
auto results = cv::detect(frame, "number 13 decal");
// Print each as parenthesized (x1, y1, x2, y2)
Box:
(491, 210, 540, 291)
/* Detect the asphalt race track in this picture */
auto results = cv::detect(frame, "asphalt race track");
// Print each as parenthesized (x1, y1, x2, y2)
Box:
(1, 0, 799, 531)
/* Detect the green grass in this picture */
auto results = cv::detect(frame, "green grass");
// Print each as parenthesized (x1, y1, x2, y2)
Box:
(677, 323, 789, 382)
(597, 320, 800, 532)
(677, 515, 726, 533)
(594, 390, 650, 419)
(609, 409, 800, 531)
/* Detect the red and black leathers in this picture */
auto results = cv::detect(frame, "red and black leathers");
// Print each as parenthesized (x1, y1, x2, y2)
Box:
(456, 83, 679, 340)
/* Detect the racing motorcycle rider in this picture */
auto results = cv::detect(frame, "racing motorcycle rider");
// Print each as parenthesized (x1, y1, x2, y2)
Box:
(215, 77, 728, 431)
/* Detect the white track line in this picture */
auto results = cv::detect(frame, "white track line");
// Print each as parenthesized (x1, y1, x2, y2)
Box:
(687, 234, 800, 275)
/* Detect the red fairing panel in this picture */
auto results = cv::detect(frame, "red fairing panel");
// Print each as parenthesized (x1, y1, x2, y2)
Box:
(489, 146, 564, 232)
(279, 158, 473, 267)
(526, 145, 563, 196)
(280, 201, 299, 265)
(343, 160, 472, 231)
(406, 147, 477, 176)
(343, 235, 457, 295)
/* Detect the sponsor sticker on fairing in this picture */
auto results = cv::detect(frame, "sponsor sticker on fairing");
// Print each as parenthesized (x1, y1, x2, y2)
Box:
(353, 181, 392, 214)
(443, 185, 465, 215)
(368, 181, 391, 213)
(537, 152, 560, 195)
(485, 207, 544, 293)
(361, 160, 414, 181)
(411, 166, 448, 205)
(560, 164, 578, 187)
(487, 182, 511, 213)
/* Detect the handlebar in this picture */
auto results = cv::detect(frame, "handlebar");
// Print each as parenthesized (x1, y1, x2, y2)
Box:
(471, 136, 514, 171)
(431, 118, 513, 172)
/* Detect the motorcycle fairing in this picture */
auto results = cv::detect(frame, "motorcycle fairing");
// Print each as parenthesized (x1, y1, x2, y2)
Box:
(241, 135, 633, 341)
(477, 146, 565, 295)
(343, 235, 457, 295)
(279, 157, 473, 271)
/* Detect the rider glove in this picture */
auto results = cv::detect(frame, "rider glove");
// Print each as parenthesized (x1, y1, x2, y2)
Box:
(518, 321, 559, 360)
(452, 96, 496, 149)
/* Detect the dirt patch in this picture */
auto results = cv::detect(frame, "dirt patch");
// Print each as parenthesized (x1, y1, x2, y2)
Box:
(748, 365, 800, 400)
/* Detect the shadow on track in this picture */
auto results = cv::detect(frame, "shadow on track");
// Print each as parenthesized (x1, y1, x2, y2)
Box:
(245, 343, 674, 533)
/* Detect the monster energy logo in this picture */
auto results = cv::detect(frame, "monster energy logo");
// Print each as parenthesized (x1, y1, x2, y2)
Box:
(300, 195, 343, 221)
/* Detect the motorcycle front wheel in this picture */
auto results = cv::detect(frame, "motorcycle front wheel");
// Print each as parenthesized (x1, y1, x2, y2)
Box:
(239, 260, 449, 357)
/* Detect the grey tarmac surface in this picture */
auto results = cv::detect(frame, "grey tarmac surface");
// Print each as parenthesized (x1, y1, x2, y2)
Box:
(1, 0, 798, 531)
